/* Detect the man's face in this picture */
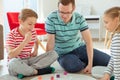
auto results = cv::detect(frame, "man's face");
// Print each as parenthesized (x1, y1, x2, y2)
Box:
(58, 3, 74, 23)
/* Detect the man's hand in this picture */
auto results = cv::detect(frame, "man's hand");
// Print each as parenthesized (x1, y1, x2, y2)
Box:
(83, 64, 92, 74)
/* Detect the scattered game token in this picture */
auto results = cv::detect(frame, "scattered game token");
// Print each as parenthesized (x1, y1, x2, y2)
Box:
(63, 71, 68, 75)
(38, 76, 42, 80)
(56, 74, 60, 78)
(50, 76, 54, 80)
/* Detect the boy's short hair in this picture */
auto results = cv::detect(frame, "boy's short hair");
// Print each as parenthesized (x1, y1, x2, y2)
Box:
(19, 8, 38, 22)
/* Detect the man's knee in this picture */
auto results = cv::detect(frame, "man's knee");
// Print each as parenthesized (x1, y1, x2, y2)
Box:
(59, 58, 85, 73)
(61, 61, 84, 73)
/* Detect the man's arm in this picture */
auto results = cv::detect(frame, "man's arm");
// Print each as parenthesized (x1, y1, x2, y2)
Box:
(46, 34, 55, 51)
(81, 29, 93, 73)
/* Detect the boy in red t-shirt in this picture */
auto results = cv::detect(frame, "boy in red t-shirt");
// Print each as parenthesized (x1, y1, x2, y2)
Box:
(6, 8, 58, 79)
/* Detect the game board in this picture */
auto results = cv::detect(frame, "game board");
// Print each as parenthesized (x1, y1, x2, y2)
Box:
(92, 66, 107, 78)
(31, 73, 96, 80)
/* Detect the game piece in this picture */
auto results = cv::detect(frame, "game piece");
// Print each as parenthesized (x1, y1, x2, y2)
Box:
(38, 76, 42, 80)
(51, 76, 54, 80)
(17, 74, 24, 79)
(64, 71, 68, 75)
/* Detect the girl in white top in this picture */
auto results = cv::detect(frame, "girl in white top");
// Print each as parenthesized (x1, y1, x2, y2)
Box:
(100, 7, 120, 80)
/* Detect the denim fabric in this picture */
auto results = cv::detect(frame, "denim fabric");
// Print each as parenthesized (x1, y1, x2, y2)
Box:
(58, 45, 110, 73)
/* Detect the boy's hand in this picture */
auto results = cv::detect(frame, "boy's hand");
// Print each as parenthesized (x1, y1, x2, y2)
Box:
(24, 31, 32, 43)
(31, 50, 38, 57)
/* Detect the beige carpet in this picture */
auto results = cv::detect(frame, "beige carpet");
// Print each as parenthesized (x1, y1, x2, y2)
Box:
(0, 61, 97, 80)
(30, 61, 97, 80)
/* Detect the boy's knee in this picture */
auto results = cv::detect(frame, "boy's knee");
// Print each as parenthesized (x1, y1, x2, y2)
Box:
(8, 58, 34, 76)
(8, 58, 20, 67)
(8, 58, 20, 76)
(48, 50, 58, 59)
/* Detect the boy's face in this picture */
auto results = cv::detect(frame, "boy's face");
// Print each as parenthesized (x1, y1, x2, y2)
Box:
(20, 17, 37, 32)
(103, 15, 119, 32)
(58, 3, 75, 23)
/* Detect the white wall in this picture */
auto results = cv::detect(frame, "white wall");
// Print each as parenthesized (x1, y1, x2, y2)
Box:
(76, 0, 120, 15)
(38, 0, 58, 22)
(42, 0, 58, 19)
(91, 0, 120, 15)
(75, 0, 120, 39)
(38, 0, 120, 21)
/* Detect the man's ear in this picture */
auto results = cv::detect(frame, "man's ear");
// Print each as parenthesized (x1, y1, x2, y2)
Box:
(72, 6, 75, 11)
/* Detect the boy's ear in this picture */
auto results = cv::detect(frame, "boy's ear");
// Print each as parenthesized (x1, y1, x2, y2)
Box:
(19, 19, 23, 24)
(116, 17, 120, 25)
(116, 17, 119, 21)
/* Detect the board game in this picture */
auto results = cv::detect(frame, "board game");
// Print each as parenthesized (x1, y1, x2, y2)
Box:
(31, 72, 96, 80)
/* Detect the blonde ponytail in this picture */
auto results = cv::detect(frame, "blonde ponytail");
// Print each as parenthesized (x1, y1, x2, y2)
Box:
(104, 31, 114, 49)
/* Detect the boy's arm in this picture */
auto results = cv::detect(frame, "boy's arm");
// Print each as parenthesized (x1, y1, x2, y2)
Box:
(8, 39, 29, 59)
(8, 31, 32, 58)
(31, 38, 39, 57)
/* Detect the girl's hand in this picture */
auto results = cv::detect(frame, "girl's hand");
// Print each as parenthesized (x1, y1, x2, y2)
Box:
(99, 73, 110, 80)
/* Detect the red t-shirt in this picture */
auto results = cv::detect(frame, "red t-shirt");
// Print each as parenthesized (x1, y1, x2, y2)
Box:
(6, 27, 37, 60)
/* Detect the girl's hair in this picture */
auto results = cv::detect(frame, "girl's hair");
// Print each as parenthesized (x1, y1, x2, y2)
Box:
(58, 0, 75, 6)
(104, 6, 120, 48)
(18, 8, 38, 22)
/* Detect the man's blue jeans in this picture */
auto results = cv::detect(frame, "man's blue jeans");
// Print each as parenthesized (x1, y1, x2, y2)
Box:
(58, 45, 110, 73)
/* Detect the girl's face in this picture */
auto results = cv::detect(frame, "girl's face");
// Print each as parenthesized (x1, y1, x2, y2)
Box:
(20, 17, 37, 32)
(103, 15, 119, 32)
